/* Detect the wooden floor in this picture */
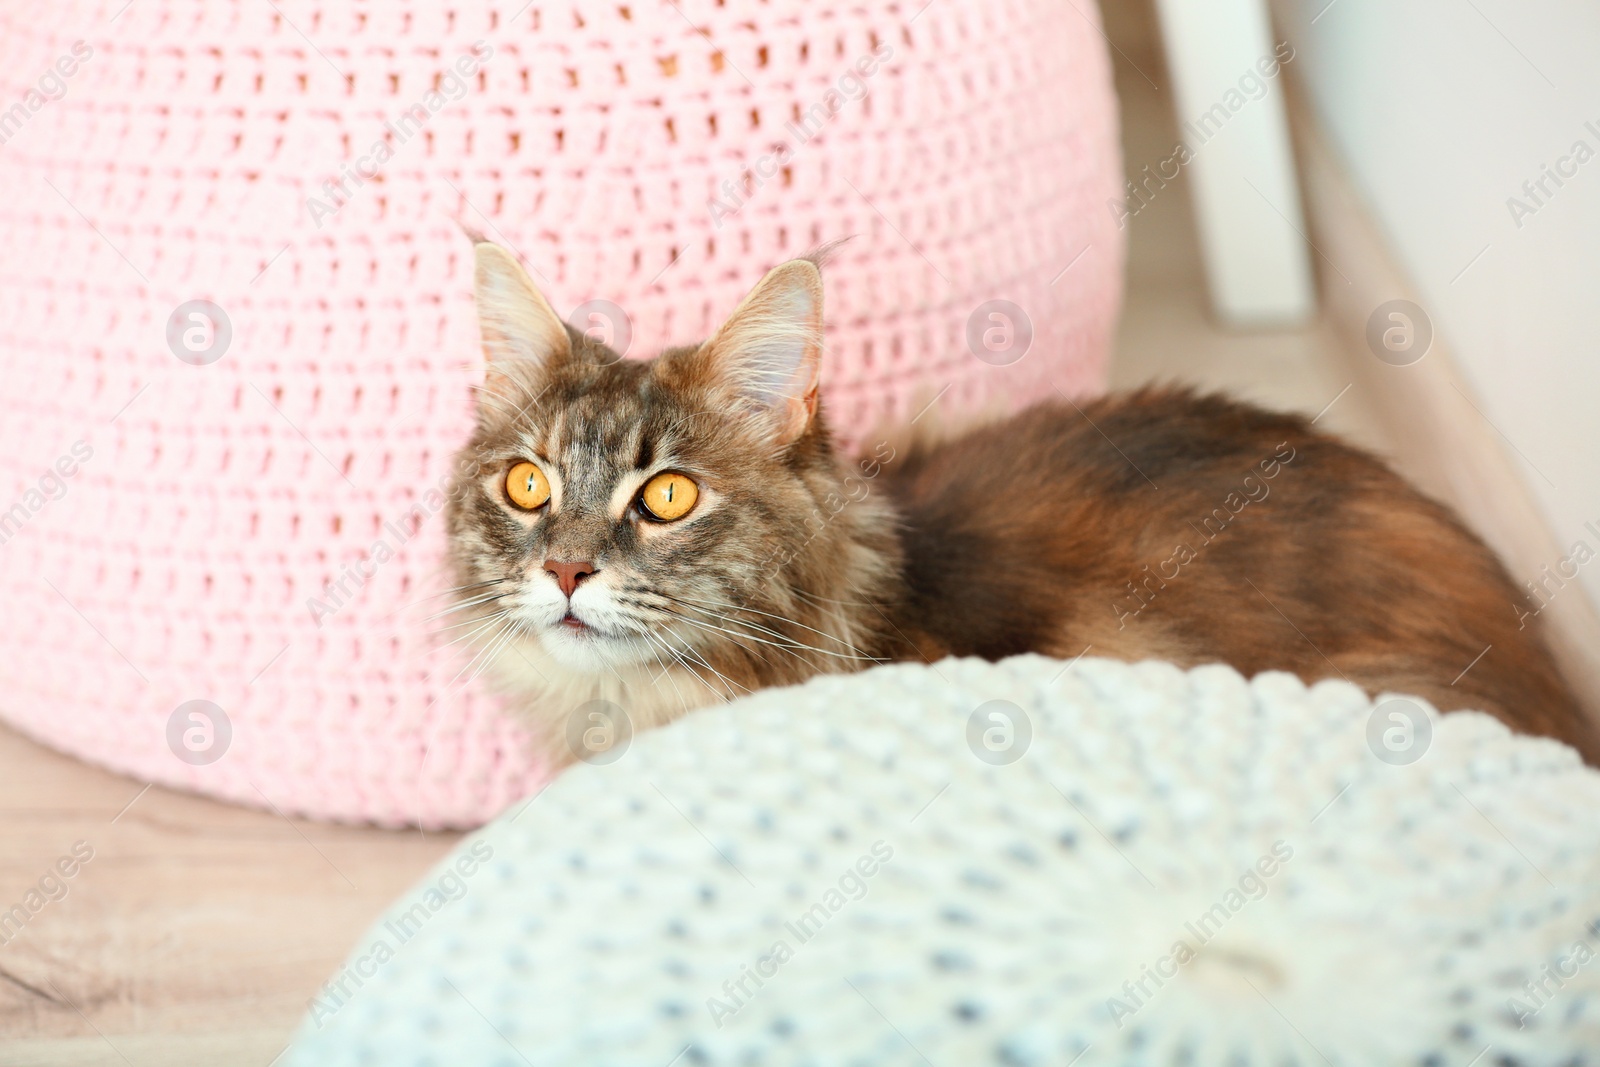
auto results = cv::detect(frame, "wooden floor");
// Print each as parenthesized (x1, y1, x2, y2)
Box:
(0, 26, 1401, 1067)
(0, 724, 459, 1066)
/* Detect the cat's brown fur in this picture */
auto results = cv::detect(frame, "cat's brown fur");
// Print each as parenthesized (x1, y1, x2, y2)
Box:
(445, 242, 1599, 765)
(879, 392, 1598, 761)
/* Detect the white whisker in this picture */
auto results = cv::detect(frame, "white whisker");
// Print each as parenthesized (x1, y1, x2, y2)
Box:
(664, 612, 811, 662)
(375, 579, 508, 625)
(672, 591, 872, 657)
(462, 618, 520, 687)
(430, 609, 512, 646)
(668, 607, 881, 664)
(661, 631, 749, 698)
(646, 630, 733, 702)
(639, 632, 694, 714)
(444, 615, 515, 687)
(423, 590, 509, 623)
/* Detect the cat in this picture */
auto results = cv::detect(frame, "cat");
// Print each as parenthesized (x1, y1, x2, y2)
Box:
(444, 240, 1599, 766)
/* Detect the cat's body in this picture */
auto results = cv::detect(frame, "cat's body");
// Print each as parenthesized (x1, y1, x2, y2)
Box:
(445, 242, 1598, 764)
(878, 392, 1596, 760)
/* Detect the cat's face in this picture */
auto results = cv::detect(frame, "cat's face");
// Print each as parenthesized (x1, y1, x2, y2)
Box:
(445, 244, 839, 687)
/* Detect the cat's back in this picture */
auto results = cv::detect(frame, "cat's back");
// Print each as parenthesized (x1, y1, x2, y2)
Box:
(882, 386, 1348, 528)
(873, 387, 1597, 761)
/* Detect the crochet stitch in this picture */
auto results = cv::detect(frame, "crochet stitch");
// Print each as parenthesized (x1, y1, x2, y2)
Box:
(0, 0, 1122, 826)
(282, 655, 1600, 1063)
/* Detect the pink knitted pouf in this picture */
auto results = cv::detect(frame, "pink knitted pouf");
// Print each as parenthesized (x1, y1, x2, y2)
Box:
(0, 0, 1122, 826)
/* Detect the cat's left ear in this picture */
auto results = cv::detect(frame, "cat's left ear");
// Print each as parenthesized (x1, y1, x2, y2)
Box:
(693, 259, 825, 446)
(472, 241, 572, 384)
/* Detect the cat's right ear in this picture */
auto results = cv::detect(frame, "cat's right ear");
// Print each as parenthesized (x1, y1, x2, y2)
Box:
(472, 242, 571, 385)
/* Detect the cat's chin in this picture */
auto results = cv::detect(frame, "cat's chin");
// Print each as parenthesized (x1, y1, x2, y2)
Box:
(481, 626, 653, 704)
(483, 625, 730, 742)
(530, 623, 650, 674)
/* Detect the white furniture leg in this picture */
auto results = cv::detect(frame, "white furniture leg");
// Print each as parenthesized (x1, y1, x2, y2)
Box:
(1149, 0, 1315, 326)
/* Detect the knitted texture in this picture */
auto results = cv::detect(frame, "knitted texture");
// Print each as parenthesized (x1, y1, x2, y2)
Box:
(282, 655, 1600, 1065)
(0, 0, 1121, 826)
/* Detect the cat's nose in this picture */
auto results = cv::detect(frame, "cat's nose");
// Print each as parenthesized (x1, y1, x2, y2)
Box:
(543, 559, 597, 598)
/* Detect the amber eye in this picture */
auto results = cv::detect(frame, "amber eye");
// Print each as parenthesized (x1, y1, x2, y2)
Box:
(505, 461, 551, 511)
(639, 472, 698, 522)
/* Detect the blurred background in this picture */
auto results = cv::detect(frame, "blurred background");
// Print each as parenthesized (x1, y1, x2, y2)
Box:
(1111, 0, 1600, 722)
(3, 0, 1598, 1062)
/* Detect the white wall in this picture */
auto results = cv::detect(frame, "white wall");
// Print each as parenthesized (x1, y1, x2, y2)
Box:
(1274, 0, 1600, 613)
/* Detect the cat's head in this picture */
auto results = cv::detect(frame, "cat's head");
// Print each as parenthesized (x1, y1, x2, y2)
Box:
(444, 242, 894, 708)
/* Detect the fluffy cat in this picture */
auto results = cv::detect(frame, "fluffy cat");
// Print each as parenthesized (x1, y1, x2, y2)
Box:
(444, 241, 1598, 765)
